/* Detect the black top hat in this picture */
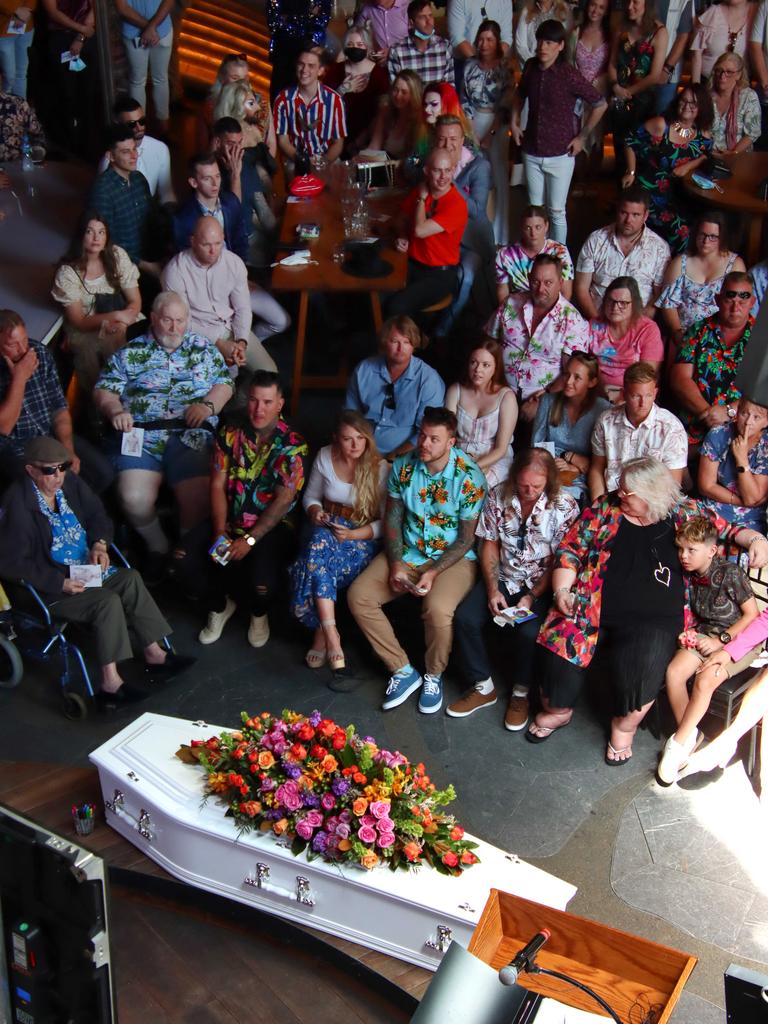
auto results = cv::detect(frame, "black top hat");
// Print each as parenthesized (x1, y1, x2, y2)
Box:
(342, 239, 393, 279)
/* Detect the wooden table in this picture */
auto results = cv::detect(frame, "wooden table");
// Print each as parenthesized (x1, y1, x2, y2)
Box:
(270, 190, 407, 414)
(684, 152, 768, 265)
(0, 159, 94, 344)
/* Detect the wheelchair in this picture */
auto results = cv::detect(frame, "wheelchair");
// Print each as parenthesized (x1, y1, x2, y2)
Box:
(0, 546, 170, 720)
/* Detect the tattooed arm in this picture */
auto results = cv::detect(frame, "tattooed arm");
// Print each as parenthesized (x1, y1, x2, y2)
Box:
(480, 537, 507, 616)
(415, 516, 480, 595)
(385, 495, 412, 592)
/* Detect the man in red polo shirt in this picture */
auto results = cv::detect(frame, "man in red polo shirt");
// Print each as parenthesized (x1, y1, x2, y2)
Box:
(386, 148, 468, 317)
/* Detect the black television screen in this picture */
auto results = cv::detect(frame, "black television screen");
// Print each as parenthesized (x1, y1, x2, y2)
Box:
(0, 803, 115, 1024)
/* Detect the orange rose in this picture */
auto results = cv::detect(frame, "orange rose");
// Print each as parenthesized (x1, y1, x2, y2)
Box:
(360, 851, 379, 870)
(338, 838, 352, 852)
(272, 818, 289, 835)
(403, 841, 422, 862)
(460, 851, 477, 865)
(450, 826, 464, 841)
(257, 751, 275, 769)
(352, 797, 368, 816)
(321, 755, 338, 773)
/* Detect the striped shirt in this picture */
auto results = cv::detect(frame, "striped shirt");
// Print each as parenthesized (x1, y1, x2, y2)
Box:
(272, 83, 347, 157)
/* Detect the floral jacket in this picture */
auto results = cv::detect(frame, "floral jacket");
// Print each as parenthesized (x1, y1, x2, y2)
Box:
(536, 495, 743, 668)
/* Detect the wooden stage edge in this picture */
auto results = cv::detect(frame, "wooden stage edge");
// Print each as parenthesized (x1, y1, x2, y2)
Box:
(0, 761, 432, 1004)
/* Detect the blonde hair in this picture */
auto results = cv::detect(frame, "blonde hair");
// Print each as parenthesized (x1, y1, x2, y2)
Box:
(712, 51, 749, 90)
(334, 410, 383, 525)
(213, 81, 267, 135)
(620, 457, 683, 521)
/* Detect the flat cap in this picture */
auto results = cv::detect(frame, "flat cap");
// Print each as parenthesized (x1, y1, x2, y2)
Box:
(23, 436, 71, 465)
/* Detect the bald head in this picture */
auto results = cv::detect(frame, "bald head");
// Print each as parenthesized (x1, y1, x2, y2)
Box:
(191, 216, 225, 266)
(425, 147, 454, 196)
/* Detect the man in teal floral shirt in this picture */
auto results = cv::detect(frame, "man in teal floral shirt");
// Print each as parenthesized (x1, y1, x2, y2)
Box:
(348, 407, 486, 714)
(669, 272, 754, 445)
(94, 291, 233, 570)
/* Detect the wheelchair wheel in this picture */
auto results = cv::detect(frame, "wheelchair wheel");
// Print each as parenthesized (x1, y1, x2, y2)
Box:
(0, 634, 23, 689)
(62, 691, 88, 720)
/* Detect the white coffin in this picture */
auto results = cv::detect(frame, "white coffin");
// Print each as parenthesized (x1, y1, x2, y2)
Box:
(90, 712, 576, 970)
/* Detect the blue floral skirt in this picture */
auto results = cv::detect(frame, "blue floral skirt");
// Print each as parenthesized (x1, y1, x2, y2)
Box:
(288, 516, 379, 628)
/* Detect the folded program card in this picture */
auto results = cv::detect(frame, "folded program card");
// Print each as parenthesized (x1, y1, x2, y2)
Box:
(70, 565, 102, 588)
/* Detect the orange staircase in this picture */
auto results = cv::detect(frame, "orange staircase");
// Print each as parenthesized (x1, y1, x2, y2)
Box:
(178, 0, 272, 95)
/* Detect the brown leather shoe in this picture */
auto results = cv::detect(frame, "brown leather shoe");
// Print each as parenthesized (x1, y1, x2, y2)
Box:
(504, 694, 530, 732)
(446, 685, 498, 718)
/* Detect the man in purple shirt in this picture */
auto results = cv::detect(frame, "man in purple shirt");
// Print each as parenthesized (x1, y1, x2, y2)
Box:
(510, 20, 606, 244)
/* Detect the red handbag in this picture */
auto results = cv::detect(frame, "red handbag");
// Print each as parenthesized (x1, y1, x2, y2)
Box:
(289, 174, 325, 198)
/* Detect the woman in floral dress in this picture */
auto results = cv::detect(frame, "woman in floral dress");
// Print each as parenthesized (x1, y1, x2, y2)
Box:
(623, 83, 713, 254)
(607, 0, 668, 168)
(289, 411, 387, 674)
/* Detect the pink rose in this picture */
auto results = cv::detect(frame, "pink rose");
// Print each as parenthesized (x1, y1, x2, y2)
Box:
(377, 817, 395, 833)
(275, 780, 302, 811)
(321, 792, 336, 811)
(360, 814, 377, 828)
(369, 800, 391, 819)
(295, 819, 314, 840)
(358, 825, 377, 843)
(377, 831, 396, 848)
(339, 810, 352, 824)
(305, 810, 324, 828)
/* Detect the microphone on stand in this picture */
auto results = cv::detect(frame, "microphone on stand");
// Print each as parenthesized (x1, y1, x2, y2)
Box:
(498, 929, 551, 987)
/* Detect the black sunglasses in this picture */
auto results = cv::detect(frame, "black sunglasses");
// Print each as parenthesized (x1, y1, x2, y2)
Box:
(724, 289, 752, 300)
(515, 518, 529, 550)
(383, 382, 396, 410)
(124, 116, 146, 129)
(35, 462, 71, 475)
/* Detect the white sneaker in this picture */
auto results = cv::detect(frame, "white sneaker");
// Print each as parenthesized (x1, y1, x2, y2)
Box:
(247, 614, 270, 648)
(198, 597, 236, 645)
(657, 730, 701, 785)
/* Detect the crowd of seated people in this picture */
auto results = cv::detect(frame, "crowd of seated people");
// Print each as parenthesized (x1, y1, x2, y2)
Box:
(6, 0, 768, 789)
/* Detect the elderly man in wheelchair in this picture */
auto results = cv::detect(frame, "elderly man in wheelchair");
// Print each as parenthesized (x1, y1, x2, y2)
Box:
(0, 437, 195, 711)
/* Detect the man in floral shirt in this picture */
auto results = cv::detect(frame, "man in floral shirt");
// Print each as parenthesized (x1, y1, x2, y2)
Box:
(348, 407, 486, 714)
(669, 272, 755, 445)
(486, 253, 589, 422)
(192, 370, 308, 650)
(94, 290, 233, 572)
(0, 89, 45, 161)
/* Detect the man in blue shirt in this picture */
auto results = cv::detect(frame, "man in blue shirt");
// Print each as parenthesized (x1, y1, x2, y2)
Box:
(173, 153, 249, 263)
(346, 407, 486, 713)
(345, 315, 445, 460)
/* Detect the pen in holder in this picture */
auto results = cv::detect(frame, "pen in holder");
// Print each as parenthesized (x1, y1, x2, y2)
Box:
(71, 803, 96, 836)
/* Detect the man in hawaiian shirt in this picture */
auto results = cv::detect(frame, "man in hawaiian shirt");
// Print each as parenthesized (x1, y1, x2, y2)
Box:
(449, 448, 579, 730)
(669, 272, 755, 446)
(486, 253, 589, 422)
(93, 291, 233, 575)
(192, 370, 308, 649)
(347, 406, 486, 713)
(589, 361, 688, 499)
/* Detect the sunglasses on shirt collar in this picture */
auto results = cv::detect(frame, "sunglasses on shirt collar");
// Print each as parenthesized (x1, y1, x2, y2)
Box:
(34, 462, 72, 475)
(383, 382, 396, 410)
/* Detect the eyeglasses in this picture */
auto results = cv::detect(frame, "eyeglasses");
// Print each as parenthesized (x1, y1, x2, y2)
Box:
(678, 99, 698, 109)
(723, 289, 752, 300)
(34, 462, 71, 475)
(617, 486, 635, 498)
(123, 116, 146, 129)
(606, 298, 631, 309)
(697, 231, 720, 242)
(714, 67, 737, 77)
(383, 382, 396, 410)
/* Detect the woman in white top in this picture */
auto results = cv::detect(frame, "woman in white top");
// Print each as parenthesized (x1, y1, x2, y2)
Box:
(445, 339, 518, 488)
(515, 0, 572, 67)
(52, 211, 142, 397)
(289, 410, 387, 674)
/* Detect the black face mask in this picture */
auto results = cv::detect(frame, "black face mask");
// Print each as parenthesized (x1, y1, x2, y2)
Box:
(344, 46, 368, 63)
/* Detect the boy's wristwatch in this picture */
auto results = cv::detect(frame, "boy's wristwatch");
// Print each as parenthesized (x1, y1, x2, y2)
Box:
(245, 534, 256, 547)
(719, 631, 732, 644)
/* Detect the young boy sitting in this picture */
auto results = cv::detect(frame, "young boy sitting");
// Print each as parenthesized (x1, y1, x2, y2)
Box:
(657, 516, 759, 784)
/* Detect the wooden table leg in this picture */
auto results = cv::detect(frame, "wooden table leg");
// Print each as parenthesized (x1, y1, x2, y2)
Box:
(290, 290, 309, 416)
(370, 292, 383, 334)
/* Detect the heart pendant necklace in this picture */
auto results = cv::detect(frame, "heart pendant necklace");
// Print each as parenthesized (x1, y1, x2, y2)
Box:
(654, 561, 671, 587)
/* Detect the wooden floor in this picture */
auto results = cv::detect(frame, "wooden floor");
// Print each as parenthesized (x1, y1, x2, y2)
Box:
(0, 762, 432, 1020)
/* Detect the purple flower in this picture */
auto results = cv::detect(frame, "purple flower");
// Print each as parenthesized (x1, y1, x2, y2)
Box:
(275, 780, 302, 811)
(259, 777, 277, 792)
(339, 810, 352, 824)
(283, 762, 302, 780)
(321, 792, 336, 811)
(336, 822, 350, 840)
(312, 830, 328, 853)
(309, 710, 322, 727)
(303, 792, 320, 808)
(295, 819, 314, 841)
(305, 810, 324, 828)
(332, 778, 351, 796)
(358, 825, 377, 844)
(377, 831, 396, 848)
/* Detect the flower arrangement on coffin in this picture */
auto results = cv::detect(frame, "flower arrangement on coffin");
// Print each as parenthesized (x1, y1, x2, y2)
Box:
(176, 709, 479, 875)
